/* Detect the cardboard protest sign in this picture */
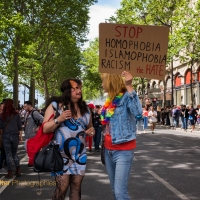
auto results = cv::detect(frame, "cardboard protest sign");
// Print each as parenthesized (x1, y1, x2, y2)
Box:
(99, 23, 169, 80)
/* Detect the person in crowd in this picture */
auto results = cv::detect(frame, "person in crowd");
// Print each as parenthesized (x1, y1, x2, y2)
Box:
(0, 99, 22, 178)
(86, 103, 95, 152)
(100, 71, 142, 200)
(165, 107, 171, 126)
(161, 108, 166, 125)
(188, 104, 196, 132)
(148, 106, 157, 134)
(43, 78, 94, 200)
(182, 105, 189, 131)
(180, 105, 185, 129)
(196, 104, 200, 130)
(23, 100, 44, 166)
(93, 105, 102, 151)
(142, 106, 148, 133)
(156, 105, 161, 123)
(172, 105, 179, 130)
(39, 108, 45, 116)
(169, 105, 174, 129)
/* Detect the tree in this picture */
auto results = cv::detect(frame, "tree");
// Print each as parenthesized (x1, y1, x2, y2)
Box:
(175, 0, 200, 104)
(81, 38, 103, 100)
(0, 0, 97, 106)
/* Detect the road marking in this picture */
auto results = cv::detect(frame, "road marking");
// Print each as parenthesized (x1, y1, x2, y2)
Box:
(147, 170, 190, 200)
(0, 176, 16, 194)
(162, 136, 183, 143)
(0, 154, 27, 194)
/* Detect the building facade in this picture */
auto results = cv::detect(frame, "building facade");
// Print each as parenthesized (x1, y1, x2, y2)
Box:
(137, 60, 200, 107)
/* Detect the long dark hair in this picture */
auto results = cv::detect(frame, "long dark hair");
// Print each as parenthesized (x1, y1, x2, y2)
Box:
(1, 99, 17, 121)
(45, 79, 88, 117)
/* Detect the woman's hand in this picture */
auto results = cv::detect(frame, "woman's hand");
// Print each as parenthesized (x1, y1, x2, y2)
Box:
(58, 110, 72, 122)
(85, 127, 95, 137)
(122, 71, 133, 86)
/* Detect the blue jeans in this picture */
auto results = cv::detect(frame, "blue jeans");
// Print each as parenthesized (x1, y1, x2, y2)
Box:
(173, 117, 178, 127)
(143, 117, 148, 130)
(105, 148, 134, 200)
(93, 126, 102, 150)
(180, 116, 184, 128)
(183, 118, 188, 129)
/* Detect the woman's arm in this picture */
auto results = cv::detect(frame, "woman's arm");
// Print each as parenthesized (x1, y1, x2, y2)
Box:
(43, 103, 71, 133)
(85, 113, 95, 137)
(19, 130, 23, 143)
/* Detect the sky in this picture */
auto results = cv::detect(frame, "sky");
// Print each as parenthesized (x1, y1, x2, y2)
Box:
(18, 0, 122, 107)
(85, 0, 121, 47)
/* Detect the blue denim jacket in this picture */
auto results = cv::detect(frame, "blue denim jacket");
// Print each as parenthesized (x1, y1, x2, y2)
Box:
(110, 90, 142, 144)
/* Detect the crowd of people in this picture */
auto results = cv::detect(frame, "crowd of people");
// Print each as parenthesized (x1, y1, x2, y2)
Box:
(138, 104, 200, 134)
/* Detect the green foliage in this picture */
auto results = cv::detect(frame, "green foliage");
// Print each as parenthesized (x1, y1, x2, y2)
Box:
(81, 38, 103, 100)
(0, 0, 97, 102)
(0, 77, 12, 100)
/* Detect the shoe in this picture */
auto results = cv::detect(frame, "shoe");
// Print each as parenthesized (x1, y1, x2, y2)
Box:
(191, 130, 193, 132)
(27, 164, 33, 167)
(143, 130, 146, 133)
(95, 149, 100, 152)
(152, 132, 154, 134)
(15, 166, 21, 177)
(5, 170, 13, 179)
(89, 149, 92, 153)
(0, 168, 7, 173)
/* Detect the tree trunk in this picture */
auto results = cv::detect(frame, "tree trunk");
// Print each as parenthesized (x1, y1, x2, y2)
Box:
(171, 59, 174, 106)
(12, 36, 20, 108)
(141, 78, 145, 106)
(44, 80, 49, 101)
(29, 69, 35, 106)
(163, 81, 166, 107)
(190, 64, 193, 105)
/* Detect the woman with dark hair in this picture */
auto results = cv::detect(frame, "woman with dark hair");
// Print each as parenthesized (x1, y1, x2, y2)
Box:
(43, 78, 94, 200)
(0, 99, 22, 178)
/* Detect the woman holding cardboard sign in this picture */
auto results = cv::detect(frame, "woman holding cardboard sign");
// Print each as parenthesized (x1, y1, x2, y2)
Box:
(100, 71, 142, 200)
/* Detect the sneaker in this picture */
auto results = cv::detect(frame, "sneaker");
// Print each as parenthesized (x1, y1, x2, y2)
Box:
(0, 168, 7, 173)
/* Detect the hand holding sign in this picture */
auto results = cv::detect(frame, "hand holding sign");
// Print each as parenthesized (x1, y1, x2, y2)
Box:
(122, 71, 133, 86)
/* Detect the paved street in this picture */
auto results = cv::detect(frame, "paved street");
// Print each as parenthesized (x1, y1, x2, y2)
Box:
(0, 128, 200, 200)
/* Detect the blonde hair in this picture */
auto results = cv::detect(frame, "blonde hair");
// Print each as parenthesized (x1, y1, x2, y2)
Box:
(100, 73, 127, 101)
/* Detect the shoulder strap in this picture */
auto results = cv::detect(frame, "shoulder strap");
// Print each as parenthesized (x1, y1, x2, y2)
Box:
(31, 110, 39, 126)
(3, 114, 14, 132)
(55, 102, 59, 118)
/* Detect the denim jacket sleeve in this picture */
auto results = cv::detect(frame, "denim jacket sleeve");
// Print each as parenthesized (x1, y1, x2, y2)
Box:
(126, 91, 143, 118)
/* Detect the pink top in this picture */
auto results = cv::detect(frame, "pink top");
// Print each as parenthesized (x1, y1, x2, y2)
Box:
(143, 110, 148, 117)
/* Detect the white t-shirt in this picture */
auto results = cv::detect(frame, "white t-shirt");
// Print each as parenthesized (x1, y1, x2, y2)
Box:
(148, 110, 157, 122)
